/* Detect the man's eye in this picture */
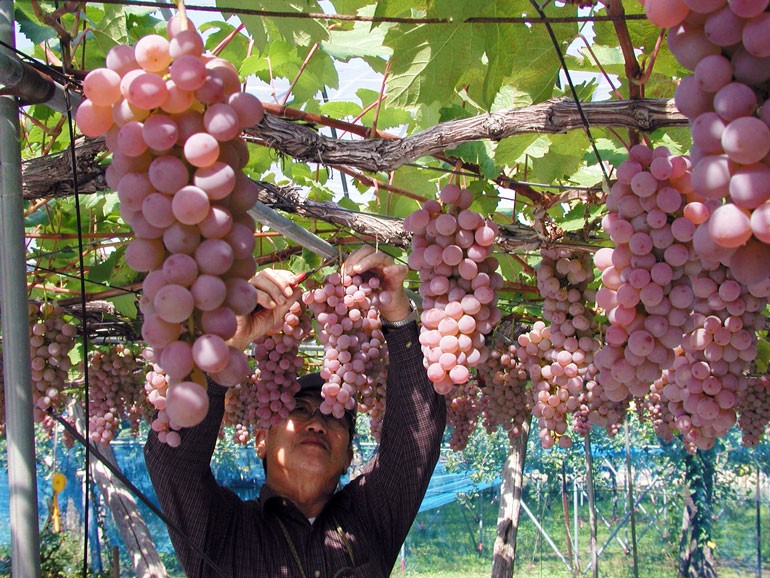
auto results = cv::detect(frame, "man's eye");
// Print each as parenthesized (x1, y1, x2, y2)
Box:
(293, 405, 312, 418)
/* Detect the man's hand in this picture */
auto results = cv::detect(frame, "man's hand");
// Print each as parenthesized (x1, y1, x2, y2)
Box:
(228, 269, 302, 351)
(344, 246, 411, 323)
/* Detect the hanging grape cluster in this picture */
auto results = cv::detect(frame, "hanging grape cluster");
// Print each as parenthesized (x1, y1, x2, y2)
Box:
(446, 381, 481, 451)
(736, 374, 770, 447)
(252, 300, 312, 428)
(647, 0, 770, 287)
(593, 146, 700, 405)
(87, 344, 149, 443)
(76, 16, 262, 429)
(518, 249, 600, 448)
(304, 270, 389, 422)
(477, 332, 530, 441)
(222, 368, 261, 444)
(29, 303, 78, 434)
(405, 183, 502, 395)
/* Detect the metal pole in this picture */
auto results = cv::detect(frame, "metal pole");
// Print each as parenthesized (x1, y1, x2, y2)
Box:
(585, 433, 599, 578)
(0, 1, 42, 576)
(624, 421, 639, 578)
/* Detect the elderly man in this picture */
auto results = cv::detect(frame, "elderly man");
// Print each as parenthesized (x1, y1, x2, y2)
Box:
(145, 246, 447, 578)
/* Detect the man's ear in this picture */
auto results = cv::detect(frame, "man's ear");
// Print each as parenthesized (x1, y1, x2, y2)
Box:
(255, 429, 268, 459)
(344, 447, 353, 474)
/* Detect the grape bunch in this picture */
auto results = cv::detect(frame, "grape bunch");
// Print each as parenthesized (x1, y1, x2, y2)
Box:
(641, 367, 678, 443)
(446, 381, 481, 451)
(357, 370, 387, 440)
(593, 145, 700, 403)
(647, 0, 770, 286)
(404, 183, 502, 395)
(736, 375, 770, 447)
(76, 16, 263, 428)
(222, 368, 262, 444)
(87, 344, 148, 443)
(252, 300, 312, 428)
(518, 249, 600, 449)
(573, 364, 628, 438)
(142, 349, 179, 446)
(477, 333, 531, 440)
(303, 270, 389, 421)
(28, 303, 77, 433)
(660, 264, 765, 451)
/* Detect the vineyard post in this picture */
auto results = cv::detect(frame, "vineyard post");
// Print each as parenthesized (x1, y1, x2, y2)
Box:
(756, 461, 762, 578)
(490, 420, 530, 578)
(0, 3, 43, 577)
(585, 433, 599, 578)
(624, 421, 639, 578)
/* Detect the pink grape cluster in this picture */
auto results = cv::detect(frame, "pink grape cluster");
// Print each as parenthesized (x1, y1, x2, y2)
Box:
(29, 303, 77, 433)
(446, 381, 481, 451)
(661, 264, 765, 451)
(142, 347, 181, 447)
(404, 183, 502, 395)
(76, 17, 264, 429)
(222, 368, 262, 444)
(518, 249, 600, 449)
(736, 375, 770, 447)
(573, 365, 628, 437)
(303, 271, 388, 420)
(87, 344, 148, 443)
(593, 146, 700, 403)
(252, 301, 312, 428)
(357, 370, 387, 440)
(477, 333, 531, 440)
(649, 0, 770, 286)
(643, 368, 678, 443)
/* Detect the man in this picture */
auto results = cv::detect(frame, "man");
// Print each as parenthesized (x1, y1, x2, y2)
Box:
(145, 246, 447, 577)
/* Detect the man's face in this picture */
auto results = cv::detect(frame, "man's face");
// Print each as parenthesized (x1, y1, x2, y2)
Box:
(256, 394, 354, 486)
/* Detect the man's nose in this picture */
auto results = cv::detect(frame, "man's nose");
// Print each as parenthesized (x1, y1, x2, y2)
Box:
(305, 409, 328, 432)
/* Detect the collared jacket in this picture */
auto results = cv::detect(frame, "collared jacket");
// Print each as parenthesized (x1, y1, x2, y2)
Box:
(145, 321, 446, 577)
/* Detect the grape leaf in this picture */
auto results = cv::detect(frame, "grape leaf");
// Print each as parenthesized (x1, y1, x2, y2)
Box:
(384, 0, 485, 109)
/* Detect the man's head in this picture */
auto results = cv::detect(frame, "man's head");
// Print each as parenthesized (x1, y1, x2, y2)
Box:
(255, 373, 356, 490)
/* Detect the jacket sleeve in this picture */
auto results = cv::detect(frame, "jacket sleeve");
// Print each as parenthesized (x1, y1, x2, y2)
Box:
(144, 381, 240, 578)
(348, 320, 446, 565)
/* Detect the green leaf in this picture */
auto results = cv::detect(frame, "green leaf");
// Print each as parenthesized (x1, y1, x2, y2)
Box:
(384, 0, 485, 109)
(495, 253, 521, 284)
(756, 340, 770, 373)
(322, 7, 392, 66)
(495, 134, 549, 169)
(232, 0, 330, 53)
(14, 2, 57, 45)
(109, 293, 137, 319)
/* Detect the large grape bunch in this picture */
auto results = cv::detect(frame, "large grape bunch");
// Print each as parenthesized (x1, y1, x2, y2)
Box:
(252, 300, 312, 428)
(303, 270, 389, 422)
(29, 303, 78, 434)
(222, 368, 261, 444)
(446, 381, 481, 451)
(87, 344, 149, 443)
(477, 332, 531, 441)
(736, 375, 770, 447)
(593, 146, 701, 404)
(404, 183, 502, 395)
(76, 16, 263, 429)
(517, 249, 600, 449)
(646, 0, 770, 286)
(659, 264, 766, 451)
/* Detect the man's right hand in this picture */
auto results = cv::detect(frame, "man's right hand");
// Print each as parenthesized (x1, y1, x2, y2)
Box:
(228, 269, 302, 351)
